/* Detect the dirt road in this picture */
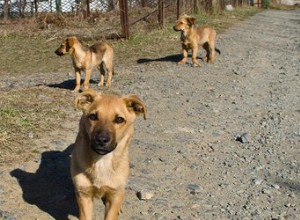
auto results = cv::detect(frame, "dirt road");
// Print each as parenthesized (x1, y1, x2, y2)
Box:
(1, 9, 300, 219)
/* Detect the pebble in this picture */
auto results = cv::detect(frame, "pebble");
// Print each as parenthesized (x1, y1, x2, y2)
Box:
(253, 178, 263, 185)
(262, 188, 271, 195)
(187, 184, 203, 194)
(236, 132, 251, 143)
(271, 184, 280, 189)
(136, 190, 154, 200)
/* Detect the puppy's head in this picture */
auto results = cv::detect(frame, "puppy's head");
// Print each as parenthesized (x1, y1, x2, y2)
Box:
(75, 89, 147, 155)
(55, 36, 78, 56)
(173, 15, 196, 32)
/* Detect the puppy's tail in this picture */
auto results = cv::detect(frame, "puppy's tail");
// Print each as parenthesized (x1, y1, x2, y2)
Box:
(215, 48, 221, 55)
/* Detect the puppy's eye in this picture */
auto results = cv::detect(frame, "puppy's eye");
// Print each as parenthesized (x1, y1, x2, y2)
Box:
(115, 116, 125, 124)
(88, 113, 98, 121)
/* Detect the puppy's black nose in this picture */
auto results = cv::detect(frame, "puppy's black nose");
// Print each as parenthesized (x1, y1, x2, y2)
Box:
(55, 49, 63, 56)
(94, 133, 111, 146)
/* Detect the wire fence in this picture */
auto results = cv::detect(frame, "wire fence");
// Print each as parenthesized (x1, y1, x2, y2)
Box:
(0, 0, 158, 18)
(0, 0, 258, 19)
(0, 0, 261, 39)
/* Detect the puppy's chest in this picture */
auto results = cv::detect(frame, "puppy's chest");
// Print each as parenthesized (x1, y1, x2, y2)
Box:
(72, 56, 87, 70)
(87, 159, 114, 184)
(87, 156, 128, 190)
(181, 34, 195, 48)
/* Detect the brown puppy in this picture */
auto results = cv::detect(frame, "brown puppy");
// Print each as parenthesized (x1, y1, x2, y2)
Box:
(55, 36, 114, 92)
(72, 89, 147, 220)
(173, 15, 220, 66)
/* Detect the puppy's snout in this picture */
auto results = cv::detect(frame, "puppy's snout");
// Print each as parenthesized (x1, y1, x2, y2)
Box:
(91, 131, 116, 155)
(55, 48, 63, 56)
(173, 25, 180, 32)
(94, 133, 111, 146)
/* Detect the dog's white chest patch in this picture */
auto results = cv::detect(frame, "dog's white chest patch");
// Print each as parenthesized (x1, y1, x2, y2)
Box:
(93, 155, 114, 184)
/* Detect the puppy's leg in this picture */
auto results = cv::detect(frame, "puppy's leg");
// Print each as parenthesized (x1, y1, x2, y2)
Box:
(178, 45, 188, 65)
(202, 42, 209, 63)
(105, 59, 113, 88)
(208, 45, 215, 64)
(208, 31, 216, 64)
(76, 193, 93, 220)
(74, 69, 81, 92)
(191, 46, 201, 67)
(104, 191, 125, 220)
(207, 40, 215, 64)
(83, 69, 92, 91)
(98, 63, 105, 87)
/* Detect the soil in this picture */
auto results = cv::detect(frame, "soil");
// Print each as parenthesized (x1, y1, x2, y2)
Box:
(0, 9, 300, 220)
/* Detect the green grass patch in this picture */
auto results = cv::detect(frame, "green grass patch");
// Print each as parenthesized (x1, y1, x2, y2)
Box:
(0, 87, 71, 164)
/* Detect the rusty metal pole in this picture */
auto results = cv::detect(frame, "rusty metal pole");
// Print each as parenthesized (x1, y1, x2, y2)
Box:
(119, 0, 129, 39)
(3, 0, 9, 21)
(193, 0, 199, 14)
(86, 0, 90, 17)
(158, 0, 164, 28)
(176, 0, 180, 19)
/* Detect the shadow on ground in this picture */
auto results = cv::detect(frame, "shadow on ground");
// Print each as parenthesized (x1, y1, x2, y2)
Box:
(48, 79, 99, 90)
(10, 145, 79, 220)
(137, 54, 182, 64)
(137, 54, 206, 65)
(275, 178, 300, 194)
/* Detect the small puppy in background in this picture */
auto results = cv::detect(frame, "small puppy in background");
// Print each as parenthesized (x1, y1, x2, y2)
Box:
(173, 14, 221, 66)
(55, 36, 114, 92)
(71, 89, 147, 220)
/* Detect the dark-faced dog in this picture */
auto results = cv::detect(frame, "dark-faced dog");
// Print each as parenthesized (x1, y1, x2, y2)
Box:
(71, 89, 147, 220)
(174, 15, 221, 66)
(55, 36, 114, 92)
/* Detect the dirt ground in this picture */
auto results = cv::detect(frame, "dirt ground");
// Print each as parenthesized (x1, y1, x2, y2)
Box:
(0, 9, 300, 220)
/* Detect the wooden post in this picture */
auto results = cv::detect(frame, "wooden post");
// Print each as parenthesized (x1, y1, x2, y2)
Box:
(119, 0, 129, 39)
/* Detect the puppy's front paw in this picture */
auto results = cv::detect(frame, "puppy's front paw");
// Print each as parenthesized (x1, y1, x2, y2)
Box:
(192, 63, 202, 67)
(178, 60, 186, 65)
(83, 86, 90, 91)
(73, 86, 80, 93)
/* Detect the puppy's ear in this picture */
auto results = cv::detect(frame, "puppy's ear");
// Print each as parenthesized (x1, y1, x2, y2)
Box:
(67, 36, 77, 47)
(75, 89, 99, 112)
(187, 16, 196, 26)
(124, 95, 147, 120)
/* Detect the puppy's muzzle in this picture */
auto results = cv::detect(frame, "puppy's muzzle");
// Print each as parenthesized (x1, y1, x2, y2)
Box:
(173, 26, 181, 32)
(55, 48, 64, 56)
(91, 131, 117, 155)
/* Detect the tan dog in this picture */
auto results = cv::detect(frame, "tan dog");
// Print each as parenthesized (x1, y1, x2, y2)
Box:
(55, 36, 114, 92)
(71, 89, 147, 220)
(173, 15, 221, 66)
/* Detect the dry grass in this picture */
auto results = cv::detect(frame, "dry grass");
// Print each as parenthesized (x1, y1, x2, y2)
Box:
(0, 87, 72, 164)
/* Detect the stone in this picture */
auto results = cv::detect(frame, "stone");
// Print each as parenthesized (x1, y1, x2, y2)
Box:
(136, 190, 154, 200)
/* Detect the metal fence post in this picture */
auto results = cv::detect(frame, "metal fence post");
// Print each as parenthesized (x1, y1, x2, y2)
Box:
(119, 0, 129, 39)
(158, 0, 164, 28)
(86, 0, 90, 17)
(3, 0, 9, 20)
(176, 0, 180, 19)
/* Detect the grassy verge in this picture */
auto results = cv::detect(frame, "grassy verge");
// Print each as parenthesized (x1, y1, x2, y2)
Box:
(0, 87, 71, 164)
